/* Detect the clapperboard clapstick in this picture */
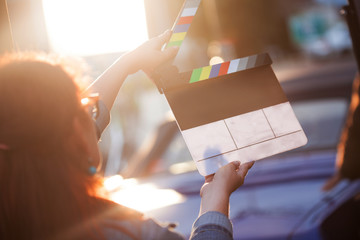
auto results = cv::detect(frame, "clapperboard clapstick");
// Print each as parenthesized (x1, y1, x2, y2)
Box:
(152, 0, 308, 176)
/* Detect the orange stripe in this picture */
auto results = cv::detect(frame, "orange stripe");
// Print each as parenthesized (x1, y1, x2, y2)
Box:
(178, 16, 194, 25)
(218, 62, 230, 76)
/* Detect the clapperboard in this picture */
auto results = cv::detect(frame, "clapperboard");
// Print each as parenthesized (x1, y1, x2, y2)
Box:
(153, 0, 308, 176)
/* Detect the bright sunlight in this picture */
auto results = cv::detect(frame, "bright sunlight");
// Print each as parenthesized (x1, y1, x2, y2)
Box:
(42, 0, 148, 56)
(104, 175, 185, 213)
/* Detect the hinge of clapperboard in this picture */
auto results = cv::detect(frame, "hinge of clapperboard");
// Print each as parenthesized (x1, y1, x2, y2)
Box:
(151, 0, 272, 94)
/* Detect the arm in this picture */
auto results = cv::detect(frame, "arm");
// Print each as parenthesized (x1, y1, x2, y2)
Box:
(86, 30, 179, 134)
(340, 75, 360, 179)
(323, 75, 360, 190)
(190, 161, 254, 240)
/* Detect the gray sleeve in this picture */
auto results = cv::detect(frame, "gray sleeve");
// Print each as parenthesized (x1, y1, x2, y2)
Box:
(94, 100, 110, 139)
(190, 211, 233, 240)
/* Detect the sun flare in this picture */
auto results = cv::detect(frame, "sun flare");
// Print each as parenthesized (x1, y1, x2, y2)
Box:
(42, 0, 148, 56)
(104, 175, 185, 213)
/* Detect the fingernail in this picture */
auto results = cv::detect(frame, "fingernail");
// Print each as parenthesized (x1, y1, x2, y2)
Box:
(233, 161, 241, 167)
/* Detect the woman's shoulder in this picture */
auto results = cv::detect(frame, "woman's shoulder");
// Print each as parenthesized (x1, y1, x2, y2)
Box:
(93, 197, 143, 221)
(101, 216, 185, 240)
(93, 197, 185, 240)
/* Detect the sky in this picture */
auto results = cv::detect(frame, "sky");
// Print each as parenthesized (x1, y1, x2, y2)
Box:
(42, 0, 149, 56)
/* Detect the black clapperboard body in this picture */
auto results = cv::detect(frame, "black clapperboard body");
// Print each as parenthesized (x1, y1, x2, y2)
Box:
(153, 0, 307, 176)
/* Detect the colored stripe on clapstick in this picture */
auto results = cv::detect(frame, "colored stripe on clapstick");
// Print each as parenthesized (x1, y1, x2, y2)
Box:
(189, 53, 272, 83)
(166, 0, 201, 48)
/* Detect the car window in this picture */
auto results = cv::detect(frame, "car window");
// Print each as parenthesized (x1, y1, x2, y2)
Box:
(152, 98, 349, 175)
(291, 98, 348, 151)
(155, 132, 195, 175)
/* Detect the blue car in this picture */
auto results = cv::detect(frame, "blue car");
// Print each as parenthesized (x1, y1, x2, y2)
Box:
(108, 57, 360, 240)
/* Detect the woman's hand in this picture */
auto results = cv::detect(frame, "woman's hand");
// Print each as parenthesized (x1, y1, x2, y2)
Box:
(87, 29, 178, 123)
(123, 30, 179, 75)
(199, 161, 255, 217)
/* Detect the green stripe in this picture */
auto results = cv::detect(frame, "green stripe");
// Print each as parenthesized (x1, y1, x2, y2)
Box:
(166, 40, 183, 48)
(189, 68, 202, 83)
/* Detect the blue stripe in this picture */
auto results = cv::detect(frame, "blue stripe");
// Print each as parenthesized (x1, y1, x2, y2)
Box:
(209, 63, 221, 78)
(173, 24, 191, 33)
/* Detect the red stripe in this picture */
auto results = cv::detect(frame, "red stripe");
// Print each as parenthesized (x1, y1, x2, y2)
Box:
(178, 16, 194, 25)
(218, 62, 230, 76)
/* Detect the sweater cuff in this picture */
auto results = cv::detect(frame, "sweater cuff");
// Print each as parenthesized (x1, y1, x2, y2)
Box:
(192, 211, 233, 235)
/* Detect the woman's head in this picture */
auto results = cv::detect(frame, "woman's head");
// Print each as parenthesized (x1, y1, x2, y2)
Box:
(0, 53, 102, 239)
(0, 54, 81, 149)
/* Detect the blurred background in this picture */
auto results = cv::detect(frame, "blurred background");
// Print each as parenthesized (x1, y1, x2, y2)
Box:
(4, 1, 360, 238)
(4, 0, 355, 176)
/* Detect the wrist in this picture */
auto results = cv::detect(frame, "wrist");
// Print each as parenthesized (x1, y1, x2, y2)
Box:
(200, 189, 230, 217)
(118, 51, 140, 76)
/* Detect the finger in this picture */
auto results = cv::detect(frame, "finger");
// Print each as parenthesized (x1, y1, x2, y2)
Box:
(147, 46, 178, 72)
(155, 29, 173, 48)
(246, 161, 255, 169)
(237, 161, 255, 178)
(161, 45, 179, 60)
(142, 46, 178, 75)
(222, 161, 240, 172)
(216, 161, 241, 177)
(204, 174, 214, 183)
(231, 160, 241, 170)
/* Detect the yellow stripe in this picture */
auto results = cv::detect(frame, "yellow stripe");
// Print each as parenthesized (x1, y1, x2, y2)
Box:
(199, 66, 212, 81)
(170, 32, 187, 42)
